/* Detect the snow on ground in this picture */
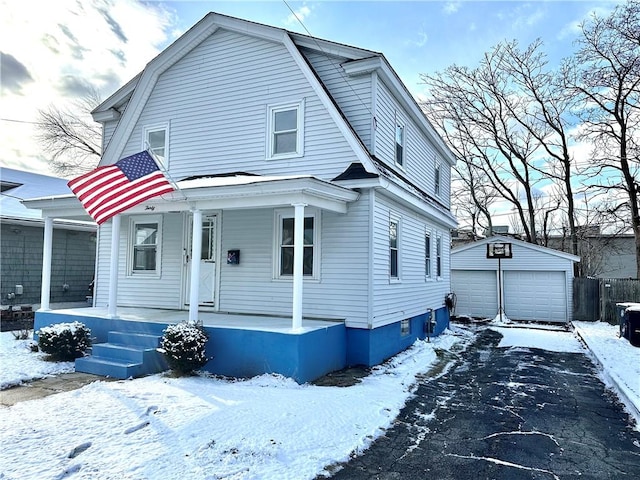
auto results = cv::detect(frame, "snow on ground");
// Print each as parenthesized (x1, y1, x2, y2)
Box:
(0, 328, 471, 480)
(491, 325, 585, 353)
(0, 332, 74, 389)
(0, 321, 638, 480)
(573, 321, 640, 423)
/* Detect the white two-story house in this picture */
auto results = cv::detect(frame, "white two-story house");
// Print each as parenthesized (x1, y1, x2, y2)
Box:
(27, 12, 457, 383)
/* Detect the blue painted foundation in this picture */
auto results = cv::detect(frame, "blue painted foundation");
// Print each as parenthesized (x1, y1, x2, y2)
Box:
(34, 311, 346, 384)
(346, 306, 450, 367)
(34, 306, 447, 382)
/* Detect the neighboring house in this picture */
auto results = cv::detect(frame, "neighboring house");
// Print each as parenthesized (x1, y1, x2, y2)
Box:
(24, 13, 457, 382)
(0, 167, 96, 307)
(451, 235, 580, 324)
(547, 229, 636, 279)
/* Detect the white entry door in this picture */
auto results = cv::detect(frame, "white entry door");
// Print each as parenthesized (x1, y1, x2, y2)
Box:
(185, 215, 217, 307)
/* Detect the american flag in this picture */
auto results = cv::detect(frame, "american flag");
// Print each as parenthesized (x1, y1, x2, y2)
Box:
(68, 151, 175, 225)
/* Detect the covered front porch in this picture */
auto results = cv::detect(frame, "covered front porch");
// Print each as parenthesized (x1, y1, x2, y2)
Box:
(34, 307, 347, 383)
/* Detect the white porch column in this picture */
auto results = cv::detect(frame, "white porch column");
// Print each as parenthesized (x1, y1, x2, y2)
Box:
(39, 216, 53, 311)
(108, 215, 121, 318)
(292, 203, 306, 330)
(189, 209, 202, 322)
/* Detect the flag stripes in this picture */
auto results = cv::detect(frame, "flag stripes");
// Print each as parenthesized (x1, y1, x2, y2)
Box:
(68, 151, 174, 225)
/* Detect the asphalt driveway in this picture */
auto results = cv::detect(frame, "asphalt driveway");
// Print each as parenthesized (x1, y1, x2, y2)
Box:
(325, 327, 640, 480)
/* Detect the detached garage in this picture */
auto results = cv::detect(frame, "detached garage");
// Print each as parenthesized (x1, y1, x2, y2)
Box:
(451, 236, 580, 323)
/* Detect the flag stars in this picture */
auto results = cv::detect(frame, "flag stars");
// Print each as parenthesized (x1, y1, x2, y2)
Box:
(118, 151, 160, 181)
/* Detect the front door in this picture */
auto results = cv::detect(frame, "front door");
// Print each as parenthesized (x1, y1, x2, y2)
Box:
(185, 215, 217, 307)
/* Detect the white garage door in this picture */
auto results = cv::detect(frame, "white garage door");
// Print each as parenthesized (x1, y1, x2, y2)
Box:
(451, 270, 497, 319)
(504, 271, 567, 322)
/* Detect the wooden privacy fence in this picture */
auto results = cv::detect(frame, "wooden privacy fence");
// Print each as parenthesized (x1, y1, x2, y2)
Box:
(573, 277, 640, 323)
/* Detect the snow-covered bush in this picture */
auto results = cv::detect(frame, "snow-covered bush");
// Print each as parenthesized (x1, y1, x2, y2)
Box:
(159, 321, 209, 375)
(37, 321, 91, 361)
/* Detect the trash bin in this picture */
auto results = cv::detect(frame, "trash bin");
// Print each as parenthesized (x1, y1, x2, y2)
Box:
(626, 307, 640, 347)
(615, 303, 640, 337)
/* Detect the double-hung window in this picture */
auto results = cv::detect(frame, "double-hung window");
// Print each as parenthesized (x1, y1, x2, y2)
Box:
(130, 216, 161, 276)
(425, 231, 432, 279)
(143, 123, 169, 168)
(434, 160, 441, 196)
(436, 234, 442, 278)
(267, 101, 304, 159)
(275, 209, 318, 279)
(395, 121, 405, 167)
(390, 219, 399, 279)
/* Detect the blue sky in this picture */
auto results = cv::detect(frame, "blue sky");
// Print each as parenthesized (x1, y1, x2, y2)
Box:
(0, 0, 619, 176)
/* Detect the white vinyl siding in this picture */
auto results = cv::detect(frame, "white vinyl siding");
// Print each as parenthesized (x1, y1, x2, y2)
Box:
(300, 47, 373, 152)
(217, 194, 371, 328)
(121, 29, 360, 182)
(372, 193, 451, 328)
(95, 213, 184, 309)
(375, 80, 450, 208)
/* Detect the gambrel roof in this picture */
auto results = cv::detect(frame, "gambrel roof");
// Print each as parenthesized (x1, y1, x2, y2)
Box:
(91, 12, 456, 171)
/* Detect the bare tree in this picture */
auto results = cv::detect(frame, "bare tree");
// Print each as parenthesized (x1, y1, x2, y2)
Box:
(421, 40, 576, 244)
(562, 0, 640, 277)
(36, 88, 102, 176)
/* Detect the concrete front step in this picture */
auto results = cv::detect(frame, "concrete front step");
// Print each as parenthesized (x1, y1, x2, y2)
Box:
(75, 331, 168, 379)
(108, 331, 162, 348)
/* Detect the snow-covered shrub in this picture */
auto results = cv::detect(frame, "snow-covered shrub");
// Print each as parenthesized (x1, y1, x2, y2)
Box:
(159, 321, 209, 375)
(37, 321, 91, 361)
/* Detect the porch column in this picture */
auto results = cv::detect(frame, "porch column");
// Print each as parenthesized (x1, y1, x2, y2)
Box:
(108, 215, 121, 318)
(39, 216, 53, 311)
(188, 209, 202, 322)
(292, 203, 306, 330)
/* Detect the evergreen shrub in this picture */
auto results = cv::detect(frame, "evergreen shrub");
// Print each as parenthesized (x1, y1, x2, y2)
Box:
(37, 321, 91, 361)
(159, 321, 209, 375)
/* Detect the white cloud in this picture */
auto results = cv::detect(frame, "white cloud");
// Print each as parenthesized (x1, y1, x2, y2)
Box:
(443, 2, 461, 15)
(285, 5, 312, 27)
(0, 0, 177, 176)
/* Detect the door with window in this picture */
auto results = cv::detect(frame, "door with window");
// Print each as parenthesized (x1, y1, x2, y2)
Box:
(185, 215, 217, 307)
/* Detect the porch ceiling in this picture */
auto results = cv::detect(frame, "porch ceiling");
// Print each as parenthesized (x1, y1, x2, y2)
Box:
(22, 175, 360, 220)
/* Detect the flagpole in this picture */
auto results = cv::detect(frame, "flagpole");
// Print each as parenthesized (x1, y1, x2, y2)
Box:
(145, 146, 187, 200)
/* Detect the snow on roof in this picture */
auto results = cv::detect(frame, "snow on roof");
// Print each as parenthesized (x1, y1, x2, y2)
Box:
(176, 174, 314, 190)
(0, 167, 72, 220)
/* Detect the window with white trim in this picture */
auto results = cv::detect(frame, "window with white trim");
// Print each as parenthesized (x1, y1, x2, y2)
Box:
(436, 234, 442, 278)
(395, 121, 405, 167)
(425, 230, 432, 278)
(267, 101, 304, 159)
(143, 124, 169, 167)
(275, 209, 318, 279)
(434, 160, 441, 196)
(390, 219, 399, 279)
(129, 216, 161, 275)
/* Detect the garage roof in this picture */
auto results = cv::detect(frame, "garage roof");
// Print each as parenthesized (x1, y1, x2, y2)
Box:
(452, 235, 581, 263)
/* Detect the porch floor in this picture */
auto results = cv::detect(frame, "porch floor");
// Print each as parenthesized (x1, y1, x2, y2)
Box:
(40, 306, 344, 333)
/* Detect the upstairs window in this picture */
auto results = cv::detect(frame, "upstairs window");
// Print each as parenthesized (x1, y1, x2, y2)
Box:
(435, 161, 441, 196)
(390, 219, 399, 279)
(395, 122, 405, 167)
(144, 124, 169, 168)
(267, 101, 305, 159)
